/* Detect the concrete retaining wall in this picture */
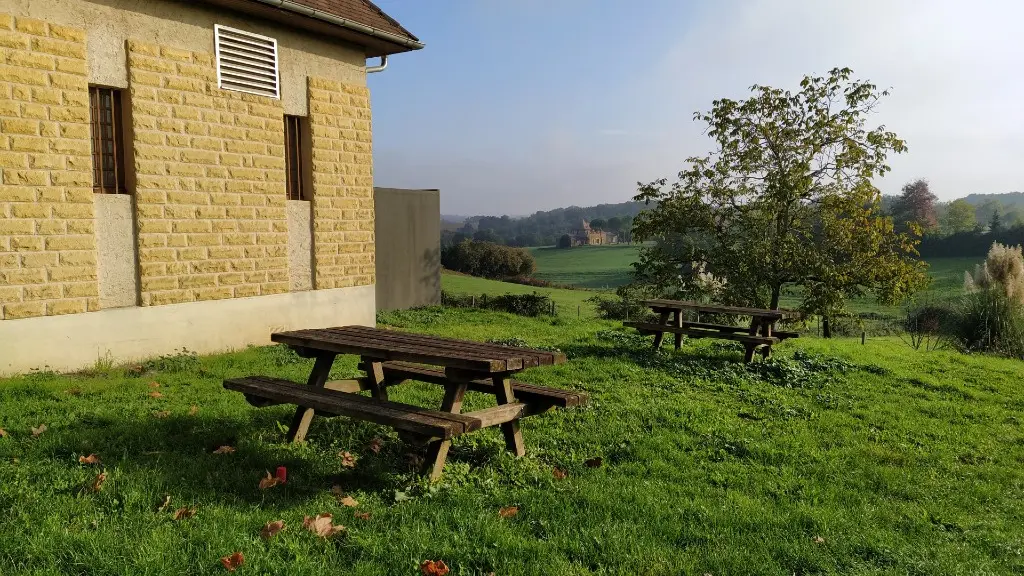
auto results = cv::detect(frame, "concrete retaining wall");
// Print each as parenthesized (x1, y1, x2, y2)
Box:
(374, 188, 440, 311)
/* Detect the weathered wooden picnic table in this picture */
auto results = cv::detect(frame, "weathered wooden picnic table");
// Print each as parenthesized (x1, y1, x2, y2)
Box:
(223, 326, 586, 479)
(625, 299, 800, 362)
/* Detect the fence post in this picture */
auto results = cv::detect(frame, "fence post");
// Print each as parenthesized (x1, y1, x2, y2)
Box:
(861, 331, 866, 345)
(551, 301, 556, 316)
(471, 296, 475, 308)
(577, 305, 580, 319)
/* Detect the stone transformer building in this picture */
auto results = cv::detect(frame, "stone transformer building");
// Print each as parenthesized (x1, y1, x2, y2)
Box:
(0, 0, 422, 374)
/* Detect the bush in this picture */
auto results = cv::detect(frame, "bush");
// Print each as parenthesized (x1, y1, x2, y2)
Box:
(441, 240, 536, 279)
(950, 290, 1024, 357)
(440, 290, 554, 317)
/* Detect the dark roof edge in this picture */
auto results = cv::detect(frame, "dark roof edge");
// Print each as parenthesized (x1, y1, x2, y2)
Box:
(248, 0, 423, 50)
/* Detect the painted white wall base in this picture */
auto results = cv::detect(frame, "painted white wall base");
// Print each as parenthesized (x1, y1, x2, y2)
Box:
(0, 286, 376, 375)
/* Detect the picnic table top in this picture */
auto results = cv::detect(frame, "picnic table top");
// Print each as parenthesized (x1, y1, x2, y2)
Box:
(271, 325, 566, 374)
(641, 299, 798, 319)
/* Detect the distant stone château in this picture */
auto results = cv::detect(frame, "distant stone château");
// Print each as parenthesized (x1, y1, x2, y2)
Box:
(571, 220, 617, 246)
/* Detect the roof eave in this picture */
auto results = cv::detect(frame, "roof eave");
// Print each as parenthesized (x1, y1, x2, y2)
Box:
(200, 0, 424, 57)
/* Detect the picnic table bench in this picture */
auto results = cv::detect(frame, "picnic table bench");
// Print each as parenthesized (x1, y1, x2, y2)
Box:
(223, 326, 586, 480)
(625, 299, 799, 362)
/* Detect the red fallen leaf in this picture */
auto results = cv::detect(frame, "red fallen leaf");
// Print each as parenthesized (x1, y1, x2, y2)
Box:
(173, 507, 197, 520)
(420, 560, 450, 576)
(89, 472, 107, 492)
(148, 382, 160, 388)
(220, 552, 244, 572)
(584, 457, 603, 468)
(275, 466, 287, 484)
(258, 471, 282, 490)
(339, 451, 357, 468)
(552, 467, 567, 480)
(813, 535, 826, 544)
(354, 511, 371, 521)
(302, 513, 345, 538)
(261, 519, 285, 539)
(498, 506, 518, 518)
(189, 406, 199, 416)
(31, 424, 47, 437)
(153, 411, 171, 419)
(79, 454, 101, 465)
(339, 495, 358, 507)
(367, 437, 383, 454)
(0, 429, 8, 438)
(212, 446, 236, 455)
(149, 391, 163, 398)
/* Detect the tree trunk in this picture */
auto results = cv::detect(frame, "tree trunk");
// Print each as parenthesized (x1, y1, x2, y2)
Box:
(822, 317, 832, 339)
(770, 284, 782, 310)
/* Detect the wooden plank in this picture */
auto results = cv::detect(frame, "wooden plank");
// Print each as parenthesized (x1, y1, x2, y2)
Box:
(642, 299, 793, 318)
(652, 311, 669, 349)
(673, 310, 684, 350)
(423, 381, 469, 481)
(283, 329, 515, 370)
(462, 402, 534, 428)
(625, 322, 778, 344)
(306, 328, 522, 369)
(493, 376, 525, 457)
(272, 331, 507, 373)
(224, 376, 478, 439)
(363, 361, 587, 407)
(773, 330, 800, 340)
(342, 325, 566, 366)
(287, 352, 335, 443)
(364, 358, 388, 401)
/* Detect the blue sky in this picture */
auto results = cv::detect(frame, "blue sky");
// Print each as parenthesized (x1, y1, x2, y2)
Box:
(369, 1, 1024, 216)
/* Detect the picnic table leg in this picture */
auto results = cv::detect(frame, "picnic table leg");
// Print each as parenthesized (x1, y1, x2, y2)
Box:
(652, 311, 669, 349)
(362, 357, 389, 401)
(423, 381, 468, 481)
(760, 319, 773, 359)
(743, 343, 756, 363)
(493, 376, 526, 457)
(673, 310, 684, 350)
(287, 352, 337, 443)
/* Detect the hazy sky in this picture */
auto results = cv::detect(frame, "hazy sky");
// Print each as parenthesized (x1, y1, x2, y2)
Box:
(369, 0, 1024, 216)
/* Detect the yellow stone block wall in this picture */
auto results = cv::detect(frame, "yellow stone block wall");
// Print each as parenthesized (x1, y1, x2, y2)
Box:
(127, 40, 290, 306)
(308, 77, 375, 289)
(0, 16, 97, 320)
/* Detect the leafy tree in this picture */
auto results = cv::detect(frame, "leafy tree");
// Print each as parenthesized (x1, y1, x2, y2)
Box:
(941, 199, 977, 235)
(607, 217, 623, 232)
(632, 67, 927, 334)
(472, 229, 501, 244)
(892, 179, 938, 234)
(590, 218, 607, 230)
(557, 234, 573, 249)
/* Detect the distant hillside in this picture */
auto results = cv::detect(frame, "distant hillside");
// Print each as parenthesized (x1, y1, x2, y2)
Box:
(444, 200, 651, 247)
(960, 192, 1024, 208)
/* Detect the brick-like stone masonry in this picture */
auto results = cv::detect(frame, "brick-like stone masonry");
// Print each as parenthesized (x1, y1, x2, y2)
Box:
(127, 40, 291, 306)
(308, 77, 375, 289)
(0, 16, 96, 320)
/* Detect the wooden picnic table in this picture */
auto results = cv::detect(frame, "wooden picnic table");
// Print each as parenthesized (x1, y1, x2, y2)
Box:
(223, 326, 586, 480)
(625, 299, 800, 362)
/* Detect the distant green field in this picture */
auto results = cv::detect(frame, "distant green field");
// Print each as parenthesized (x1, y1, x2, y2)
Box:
(529, 245, 642, 289)
(522, 245, 981, 317)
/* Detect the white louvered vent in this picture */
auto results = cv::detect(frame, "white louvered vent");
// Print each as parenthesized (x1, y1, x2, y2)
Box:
(214, 25, 280, 99)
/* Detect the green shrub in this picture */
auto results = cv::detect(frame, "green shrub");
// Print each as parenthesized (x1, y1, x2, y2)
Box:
(950, 290, 1024, 357)
(440, 240, 536, 279)
(440, 291, 553, 317)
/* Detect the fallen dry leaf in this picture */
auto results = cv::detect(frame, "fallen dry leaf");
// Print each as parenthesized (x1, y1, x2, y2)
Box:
(420, 560, 450, 576)
(813, 535, 826, 544)
(153, 410, 171, 419)
(367, 437, 383, 454)
(89, 472, 107, 492)
(31, 424, 47, 437)
(157, 495, 172, 513)
(552, 467, 567, 480)
(0, 429, 8, 438)
(302, 513, 345, 538)
(220, 551, 244, 572)
(498, 506, 519, 518)
(66, 388, 82, 396)
(258, 470, 283, 490)
(173, 507, 197, 521)
(584, 457, 603, 468)
(261, 519, 285, 540)
(148, 381, 160, 388)
(339, 495, 358, 507)
(149, 391, 163, 398)
(189, 405, 199, 416)
(354, 511, 371, 521)
(339, 451, 357, 468)
(78, 454, 101, 465)
(212, 446, 236, 455)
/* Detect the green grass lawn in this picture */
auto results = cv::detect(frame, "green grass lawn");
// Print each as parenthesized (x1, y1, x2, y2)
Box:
(2, 304, 1024, 574)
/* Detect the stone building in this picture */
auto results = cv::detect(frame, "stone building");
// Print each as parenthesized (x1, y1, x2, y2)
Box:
(0, 0, 422, 373)
(571, 219, 616, 246)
